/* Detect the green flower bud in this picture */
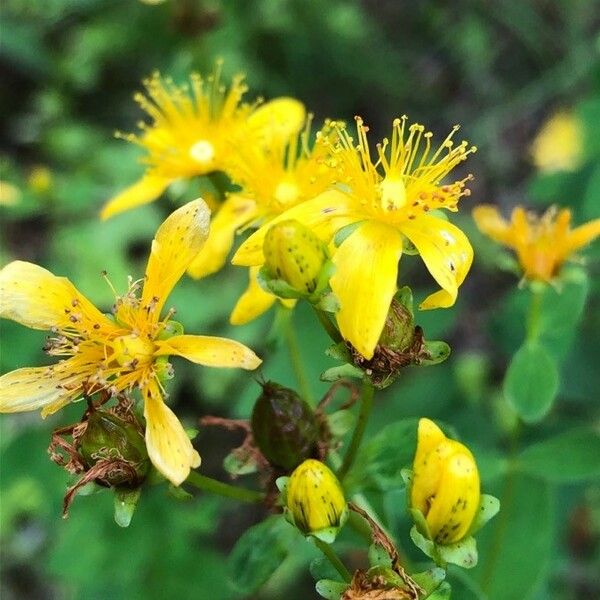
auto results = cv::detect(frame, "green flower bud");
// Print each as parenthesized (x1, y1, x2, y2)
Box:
(79, 410, 150, 485)
(286, 459, 347, 540)
(263, 219, 328, 294)
(378, 296, 415, 352)
(251, 381, 319, 470)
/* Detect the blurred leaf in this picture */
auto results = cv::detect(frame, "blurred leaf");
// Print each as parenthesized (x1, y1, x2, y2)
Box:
(345, 418, 418, 492)
(474, 474, 554, 600)
(516, 427, 600, 483)
(227, 515, 297, 594)
(503, 341, 559, 423)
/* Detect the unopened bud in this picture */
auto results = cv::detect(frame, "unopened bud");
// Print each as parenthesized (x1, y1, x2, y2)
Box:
(251, 381, 319, 470)
(378, 297, 415, 352)
(263, 220, 328, 294)
(80, 411, 149, 485)
(286, 459, 347, 540)
(410, 419, 480, 544)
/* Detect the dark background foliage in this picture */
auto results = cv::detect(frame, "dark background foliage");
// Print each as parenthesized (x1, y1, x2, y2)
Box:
(1, 1, 599, 598)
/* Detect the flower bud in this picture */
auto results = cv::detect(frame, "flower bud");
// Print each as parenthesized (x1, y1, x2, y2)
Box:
(79, 410, 150, 485)
(263, 219, 328, 295)
(410, 419, 480, 545)
(251, 381, 319, 470)
(286, 459, 347, 539)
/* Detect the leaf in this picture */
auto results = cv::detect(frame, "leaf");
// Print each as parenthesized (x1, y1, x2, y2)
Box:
(474, 475, 554, 600)
(345, 419, 418, 492)
(420, 340, 451, 366)
(321, 364, 364, 383)
(516, 427, 600, 483)
(227, 515, 297, 594)
(426, 581, 452, 599)
(437, 536, 478, 570)
(503, 341, 559, 423)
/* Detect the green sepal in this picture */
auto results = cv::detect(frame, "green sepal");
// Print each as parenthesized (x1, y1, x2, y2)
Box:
(257, 266, 304, 299)
(113, 487, 141, 528)
(402, 237, 419, 255)
(154, 356, 174, 383)
(410, 525, 478, 569)
(309, 506, 349, 543)
(426, 581, 452, 599)
(418, 340, 451, 366)
(333, 221, 363, 247)
(314, 291, 340, 313)
(409, 507, 432, 540)
(320, 364, 364, 383)
(395, 286, 414, 313)
(368, 543, 393, 568)
(325, 342, 352, 362)
(467, 494, 500, 536)
(411, 568, 447, 595)
(315, 579, 348, 600)
(167, 484, 193, 501)
(157, 319, 184, 340)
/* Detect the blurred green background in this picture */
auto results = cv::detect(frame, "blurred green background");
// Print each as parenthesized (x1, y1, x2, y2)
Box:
(1, 1, 599, 598)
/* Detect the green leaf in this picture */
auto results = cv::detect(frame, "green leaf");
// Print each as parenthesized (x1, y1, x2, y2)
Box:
(368, 543, 392, 568)
(315, 579, 348, 599)
(503, 341, 559, 423)
(474, 475, 554, 599)
(516, 427, 600, 483)
(419, 340, 451, 366)
(345, 419, 418, 492)
(412, 567, 446, 594)
(426, 581, 452, 599)
(227, 515, 297, 593)
(437, 536, 478, 569)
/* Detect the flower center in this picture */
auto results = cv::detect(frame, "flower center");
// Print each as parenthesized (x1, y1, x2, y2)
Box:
(274, 179, 300, 207)
(189, 140, 216, 165)
(379, 175, 407, 212)
(113, 334, 155, 368)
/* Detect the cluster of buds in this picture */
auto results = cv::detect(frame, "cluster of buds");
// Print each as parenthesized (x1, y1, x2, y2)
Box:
(49, 395, 149, 525)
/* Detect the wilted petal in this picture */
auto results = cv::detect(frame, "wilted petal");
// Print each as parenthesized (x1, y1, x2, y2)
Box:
(143, 380, 201, 486)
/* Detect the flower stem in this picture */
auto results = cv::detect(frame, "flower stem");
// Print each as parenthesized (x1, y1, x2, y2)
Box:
(526, 285, 544, 342)
(338, 380, 375, 481)
(313, 537, 352, 583)
(283, 311, 315, 405)
(312, 306, 342, 343)
(186, 471, 265, 504)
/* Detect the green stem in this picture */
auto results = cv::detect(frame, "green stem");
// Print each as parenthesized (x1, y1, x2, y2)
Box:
(312, 306, 342, 343)
(313, 537, 352, 583)
(338, 380, 375, 481)
(186, 471, 265, 504)
(283, 311, 315, 405)
(526, 286, 544, 343)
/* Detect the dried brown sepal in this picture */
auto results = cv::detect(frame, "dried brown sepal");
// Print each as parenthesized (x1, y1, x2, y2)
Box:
(348, 502, 423, 599)
(350, 327, 429, 388)
(342, 570, 414, 600)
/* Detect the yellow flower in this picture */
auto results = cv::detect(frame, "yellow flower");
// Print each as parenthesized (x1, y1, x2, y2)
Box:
(189, 119, 337, 323)
(233, 116, 476, 358)
(531, 111, 583, 173)
(0, 200, 261, 485)
(100, 62, 305, 220)
(473, 204, 600, 282)
(286, 459, 346, 537)
(28, 166, 53, 194)
(411, 418, 480, 545)
(0, 180, 21, 206)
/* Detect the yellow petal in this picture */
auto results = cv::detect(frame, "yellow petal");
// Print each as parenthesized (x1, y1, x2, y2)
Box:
(143, 380, 201, 486)
(0, 361, 86, 415)
(563, 218, 600, 257)
(100, 174, 172, 220)
(247, 97, 306, 145)
(472, 205, 513, 245)
(229, 266, 278, 325)
(141, 199, 210, 319)
(401, 215, 473, 310)
(154, 334, 261, 370)
(0, 261, 114, 332)
(413, 418, 447, 474)
(426, 450, 480, 544)
(187, 195, 257, 279)
(232, 190, 359, 266)
(330, 221, 402, 359)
